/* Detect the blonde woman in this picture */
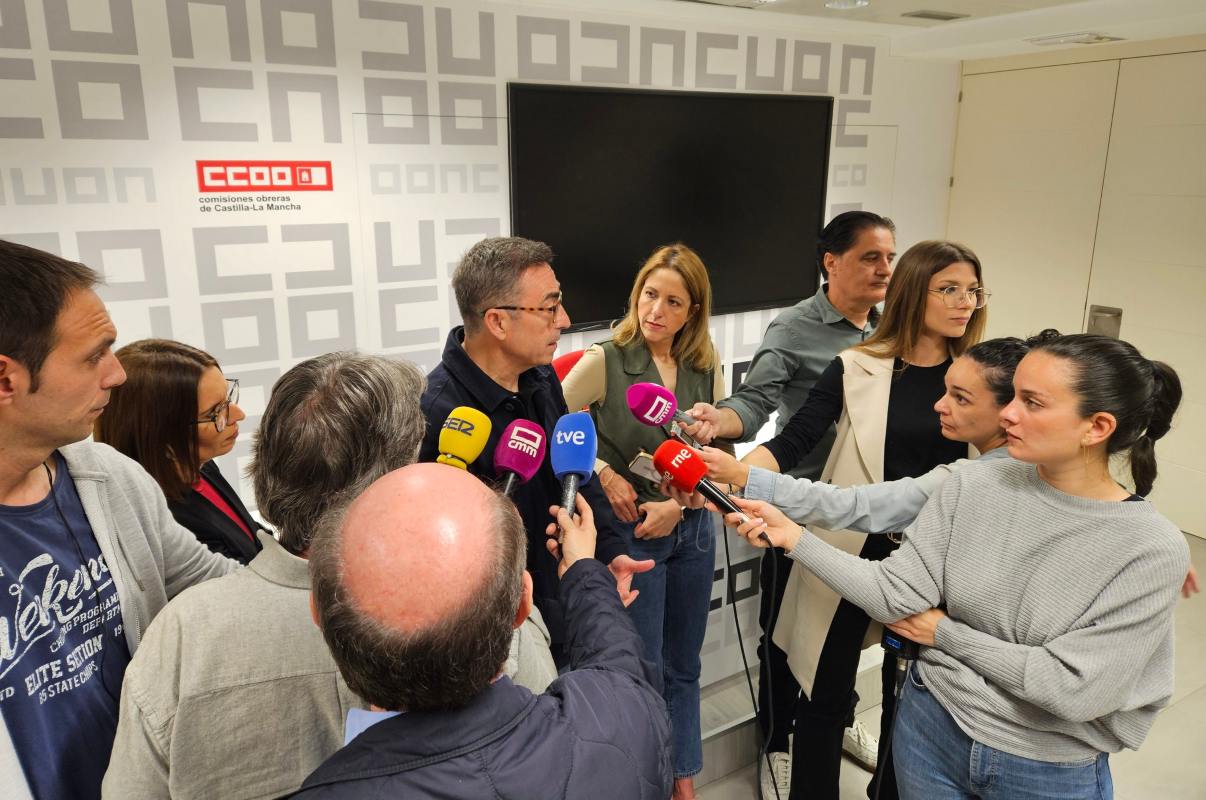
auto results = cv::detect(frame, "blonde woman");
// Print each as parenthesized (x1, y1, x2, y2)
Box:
(561, 243, 723, 800)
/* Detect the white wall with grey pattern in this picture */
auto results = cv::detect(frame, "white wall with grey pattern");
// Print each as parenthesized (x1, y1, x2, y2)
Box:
(1, 0, 959, 687)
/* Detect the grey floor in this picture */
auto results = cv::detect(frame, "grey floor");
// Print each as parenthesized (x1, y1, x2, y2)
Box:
(700, 534, 1206, 800)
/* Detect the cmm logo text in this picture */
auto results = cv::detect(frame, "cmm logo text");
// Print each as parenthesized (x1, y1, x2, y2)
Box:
(196, 160, 333, 192)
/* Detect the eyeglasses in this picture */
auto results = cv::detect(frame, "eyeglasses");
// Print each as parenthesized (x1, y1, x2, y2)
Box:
(193, 378, 239, 433)
(929, 287, 991, 309)
(485, 292, 564, 321)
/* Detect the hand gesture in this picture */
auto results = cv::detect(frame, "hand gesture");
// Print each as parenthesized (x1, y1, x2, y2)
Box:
(720, 496, 802, 551)
(607, 554, 655, 607)
(599, 465, 640, 522)
(1183, 564, 1200, 599)
(659, 477, 706, 510)
(545, 494, 596, 577)
(885, 608, 947, 648)
(634, 499, 680, 540)
(700, 446, 750, 488)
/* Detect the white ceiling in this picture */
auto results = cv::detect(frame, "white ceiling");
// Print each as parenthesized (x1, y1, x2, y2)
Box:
(688, 0, 1089, 28)
(675, 0, 1206, 59)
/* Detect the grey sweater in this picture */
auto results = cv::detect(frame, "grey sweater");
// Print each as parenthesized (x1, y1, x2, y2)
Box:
(788, 458, 1189, 761)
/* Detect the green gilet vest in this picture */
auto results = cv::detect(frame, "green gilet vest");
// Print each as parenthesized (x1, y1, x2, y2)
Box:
(591, 339, 715, 504)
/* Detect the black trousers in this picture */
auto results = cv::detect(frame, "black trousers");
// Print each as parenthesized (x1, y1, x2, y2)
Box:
(787, 534, 901, 800)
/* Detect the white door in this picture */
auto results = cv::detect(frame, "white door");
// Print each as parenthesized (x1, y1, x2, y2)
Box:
(1086, 50, 1206, 537)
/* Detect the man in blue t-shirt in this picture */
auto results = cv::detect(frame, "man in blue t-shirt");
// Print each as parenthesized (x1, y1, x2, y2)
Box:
(0, 240, 235, 798)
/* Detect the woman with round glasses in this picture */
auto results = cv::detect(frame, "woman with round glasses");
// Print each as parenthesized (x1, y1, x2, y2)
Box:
(95, 339, 264, 563)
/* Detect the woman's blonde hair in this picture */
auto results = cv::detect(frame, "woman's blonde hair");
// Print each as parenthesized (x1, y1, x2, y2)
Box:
(857, 240, 987, 361)
(612, 243, 715, 371)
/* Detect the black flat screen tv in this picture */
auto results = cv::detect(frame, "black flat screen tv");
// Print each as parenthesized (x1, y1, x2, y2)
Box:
(508, 83, 833, 331)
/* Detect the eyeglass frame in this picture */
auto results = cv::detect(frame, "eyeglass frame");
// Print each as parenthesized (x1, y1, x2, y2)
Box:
(193, 378, 240, 433)
(928, 286, 992, 309)
(483, 291, 565, 321)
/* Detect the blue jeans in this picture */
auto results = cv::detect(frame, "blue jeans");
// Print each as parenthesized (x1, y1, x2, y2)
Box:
(894, 665, 1113, 800)
(624, 506, 715, 779)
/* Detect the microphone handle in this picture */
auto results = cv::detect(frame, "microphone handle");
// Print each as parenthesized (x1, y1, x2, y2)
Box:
(695, 476, 773, 546)
(501, 471, 519, 497)
(560, 473, 581, 515)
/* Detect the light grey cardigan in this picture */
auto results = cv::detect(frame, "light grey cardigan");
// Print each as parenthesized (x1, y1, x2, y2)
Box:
(787, 458, 1188, 762)
(0, 441, 237, 799)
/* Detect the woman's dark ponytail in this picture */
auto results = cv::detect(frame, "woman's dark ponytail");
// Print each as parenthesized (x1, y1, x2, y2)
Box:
(1031, 335, 1182, 496)
(1129, 360, 1182, 496)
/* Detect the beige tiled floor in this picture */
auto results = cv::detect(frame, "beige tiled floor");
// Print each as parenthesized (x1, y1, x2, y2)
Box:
(700, 534, 1206, 800)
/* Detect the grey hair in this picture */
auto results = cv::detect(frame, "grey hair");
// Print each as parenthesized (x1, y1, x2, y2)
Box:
(309, 483, 527, 712)
(452, 236, 554, 335)
(249, 352, 426, 553)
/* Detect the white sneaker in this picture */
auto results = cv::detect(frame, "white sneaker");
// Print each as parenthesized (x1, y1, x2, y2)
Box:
(759, 751, 791, 800)
(842, 719, 878, 772)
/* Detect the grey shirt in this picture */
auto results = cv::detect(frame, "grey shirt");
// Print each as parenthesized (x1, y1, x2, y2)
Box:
(103, 534, 557, 799)
(718, 285, 875, 479)
(787, 458, 1189, 761)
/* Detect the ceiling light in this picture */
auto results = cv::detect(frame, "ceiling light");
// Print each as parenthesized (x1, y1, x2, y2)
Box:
(902, 10, 969, 22)
(1025, 31, 1125, 46)
(826, 0, 870, 9)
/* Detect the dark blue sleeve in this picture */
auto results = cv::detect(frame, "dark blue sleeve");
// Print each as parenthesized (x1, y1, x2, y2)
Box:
(418, 372, 452, 464)
(762, 356, 845, 472)
(561, 559, 657, 689)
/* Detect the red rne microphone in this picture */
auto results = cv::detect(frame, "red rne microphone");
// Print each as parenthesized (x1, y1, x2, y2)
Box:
(494, 419, 546, 497)
(652, 440, 771, 545)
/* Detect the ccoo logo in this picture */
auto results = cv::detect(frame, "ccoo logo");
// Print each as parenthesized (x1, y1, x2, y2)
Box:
(196, 160, 334, 192)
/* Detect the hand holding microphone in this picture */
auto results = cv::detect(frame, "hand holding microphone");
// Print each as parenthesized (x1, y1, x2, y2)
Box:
(437, 406, 492, 469)
(626, 383, 713, 446)
(549, 412, 597, 542)
(652, 440, 776, 547)
(494, 419, 546, 496)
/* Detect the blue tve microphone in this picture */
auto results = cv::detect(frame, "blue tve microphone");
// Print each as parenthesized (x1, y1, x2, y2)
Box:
(549, 412, 597, 515)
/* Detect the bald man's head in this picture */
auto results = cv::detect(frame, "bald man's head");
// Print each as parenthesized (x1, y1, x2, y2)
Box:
(309, 463, 528, 712)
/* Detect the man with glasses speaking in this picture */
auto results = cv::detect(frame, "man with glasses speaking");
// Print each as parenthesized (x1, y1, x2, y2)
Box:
(420, 237, 651, 663)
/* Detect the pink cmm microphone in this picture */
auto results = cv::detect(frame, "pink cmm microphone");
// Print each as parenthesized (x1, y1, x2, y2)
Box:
(625, 382, 700, 444)
(494, 419, 547, 496)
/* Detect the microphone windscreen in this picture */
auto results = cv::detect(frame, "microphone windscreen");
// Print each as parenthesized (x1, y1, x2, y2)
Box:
(652, 439, 707, 492)
(549, 412, 597, 482)
(494, 419, 546, 483)
(626, 382, 677, 427)
(437, 406, 492, 469)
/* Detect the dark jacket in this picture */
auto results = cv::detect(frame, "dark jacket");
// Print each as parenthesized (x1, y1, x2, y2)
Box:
(166, 461, 264, 564)
(419, 327, 628, 645)
(293, 559, 672, 800)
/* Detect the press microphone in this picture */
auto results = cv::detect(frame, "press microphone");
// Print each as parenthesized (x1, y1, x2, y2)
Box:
(626, 382, 696, 428)
(549, 412, 597, 522)
(437, 406, 492, 470)
(494, 419, 546, 496)
(652, 439, 771, 545)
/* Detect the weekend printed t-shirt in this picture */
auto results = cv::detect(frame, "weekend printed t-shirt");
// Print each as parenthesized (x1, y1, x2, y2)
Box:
(0, 451, 132, 800)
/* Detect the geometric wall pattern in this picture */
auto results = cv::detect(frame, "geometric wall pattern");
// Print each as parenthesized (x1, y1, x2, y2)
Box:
(2, 0, 947, 687)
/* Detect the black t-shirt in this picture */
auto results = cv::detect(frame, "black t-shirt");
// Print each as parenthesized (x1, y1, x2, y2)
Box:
(763, 356, 965, 482)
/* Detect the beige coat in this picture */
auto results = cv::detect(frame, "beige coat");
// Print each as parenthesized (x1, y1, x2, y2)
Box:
(770, 349, 970, 696)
